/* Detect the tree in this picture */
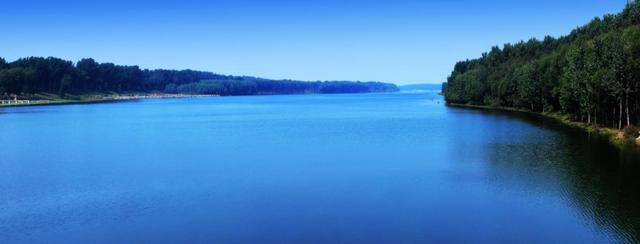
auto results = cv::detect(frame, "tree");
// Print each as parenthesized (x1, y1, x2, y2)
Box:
(77, 58, 100, 92)
(59, 74, 73, 96)
(443, 1, 640, 129)
(514, 62, 541, 111)
(0, 68, 35, 96)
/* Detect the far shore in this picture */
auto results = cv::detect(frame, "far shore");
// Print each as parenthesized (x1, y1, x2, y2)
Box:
(0, 93, 216, 107)
(447, 103, 639, 149)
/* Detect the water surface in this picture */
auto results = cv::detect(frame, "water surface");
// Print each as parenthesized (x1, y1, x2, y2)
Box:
(1, 92, 640, 243)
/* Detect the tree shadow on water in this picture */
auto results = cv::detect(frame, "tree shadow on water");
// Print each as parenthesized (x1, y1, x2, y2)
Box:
(451, 106, 640, 242)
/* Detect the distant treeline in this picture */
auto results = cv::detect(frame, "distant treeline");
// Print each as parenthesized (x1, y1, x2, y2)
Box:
(0, 56, 398, 98)
(166, 80, 398, 96)
(443, 3, 640, 129)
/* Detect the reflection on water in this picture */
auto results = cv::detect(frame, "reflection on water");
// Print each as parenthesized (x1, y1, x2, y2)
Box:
(473, 109, 640, 243)
(0, 92, 639, 243)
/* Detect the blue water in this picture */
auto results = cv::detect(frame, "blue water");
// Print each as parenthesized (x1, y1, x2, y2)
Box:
(1, 92, 639, 243)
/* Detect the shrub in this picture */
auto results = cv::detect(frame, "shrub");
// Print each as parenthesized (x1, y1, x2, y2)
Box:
(623, 125, 639, 139)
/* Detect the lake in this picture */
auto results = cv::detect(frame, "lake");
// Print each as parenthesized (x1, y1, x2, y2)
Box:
(1, 91, 640, 243)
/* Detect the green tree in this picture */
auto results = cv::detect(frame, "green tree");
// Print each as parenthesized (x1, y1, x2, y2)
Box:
(443, 1, 640, 129)
(0, 68, 35, 95)
(59, 74, 73, 96)
(77, 58, 100, 91)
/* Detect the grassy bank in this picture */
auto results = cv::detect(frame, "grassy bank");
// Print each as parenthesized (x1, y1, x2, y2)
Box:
(447, 103, 638, 148)
(0, 93, 212, 107)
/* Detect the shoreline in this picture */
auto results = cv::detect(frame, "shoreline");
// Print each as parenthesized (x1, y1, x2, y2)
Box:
(0, 93, 215, 108)
(0, 91, 399, 108)
(447, 103, 637, 149)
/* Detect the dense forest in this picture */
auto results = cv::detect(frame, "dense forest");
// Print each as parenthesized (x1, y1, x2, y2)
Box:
(443, 2, 640, 130)
(0, 57, 397, 98)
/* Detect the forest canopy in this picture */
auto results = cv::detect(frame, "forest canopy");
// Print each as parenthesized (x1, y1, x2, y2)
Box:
(0, 57, 398, 98)
(443, 2, 640, 129)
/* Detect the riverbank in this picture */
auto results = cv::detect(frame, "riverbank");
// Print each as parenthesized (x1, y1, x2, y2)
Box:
(0, 93, 214, 107)
(447, 103, 637, 148)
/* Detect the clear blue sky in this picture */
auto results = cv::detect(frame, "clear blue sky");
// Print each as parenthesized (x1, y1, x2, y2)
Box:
(0, 0, 626, 84)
